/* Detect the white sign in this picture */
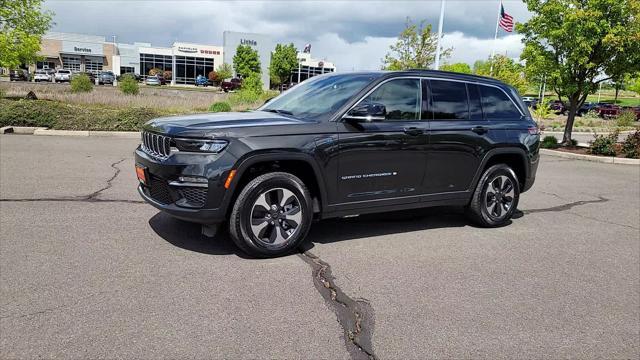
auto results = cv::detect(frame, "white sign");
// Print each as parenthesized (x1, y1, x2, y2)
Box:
(177, 46, 198, 53)
(62, 41, 103, 56)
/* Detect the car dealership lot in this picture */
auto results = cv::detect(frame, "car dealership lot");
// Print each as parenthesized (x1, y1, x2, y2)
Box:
(1, 135, 638, 358)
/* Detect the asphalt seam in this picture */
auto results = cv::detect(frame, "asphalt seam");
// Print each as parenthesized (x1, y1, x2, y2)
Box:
(298, 250, 377, 360)
(0, 158, 144, 204)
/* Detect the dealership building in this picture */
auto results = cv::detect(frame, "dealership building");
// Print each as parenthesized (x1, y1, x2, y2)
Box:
(32, 31, 335, 88)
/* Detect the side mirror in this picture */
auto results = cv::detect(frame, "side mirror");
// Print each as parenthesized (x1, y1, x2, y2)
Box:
(343, 102, 386, 123)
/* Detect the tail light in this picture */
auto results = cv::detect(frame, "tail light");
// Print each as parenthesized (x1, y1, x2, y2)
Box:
(528, 126, 541, 135)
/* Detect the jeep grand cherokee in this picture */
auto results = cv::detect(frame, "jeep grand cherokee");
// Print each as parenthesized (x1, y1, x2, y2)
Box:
(135, 70, 540, 257)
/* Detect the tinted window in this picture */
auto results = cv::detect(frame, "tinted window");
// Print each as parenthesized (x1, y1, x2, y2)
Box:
(430, 80, 468, 120)
(480, 85, 521, 119)
(468, 84, 483, 120)
(362, 79, 420, 121)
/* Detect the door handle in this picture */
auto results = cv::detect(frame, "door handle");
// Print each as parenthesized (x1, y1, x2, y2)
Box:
(403, 127, 424, 136)
(471, 126, 489, 135)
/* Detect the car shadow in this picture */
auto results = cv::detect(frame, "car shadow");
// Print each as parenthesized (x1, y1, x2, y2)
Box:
(149, 206, 513, 257)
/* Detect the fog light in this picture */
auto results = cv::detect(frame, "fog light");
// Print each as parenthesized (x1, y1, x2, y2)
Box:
(179, 176, 208, 183)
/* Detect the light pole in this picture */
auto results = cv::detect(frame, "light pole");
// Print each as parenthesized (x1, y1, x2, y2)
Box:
(434, 0, 446, 70)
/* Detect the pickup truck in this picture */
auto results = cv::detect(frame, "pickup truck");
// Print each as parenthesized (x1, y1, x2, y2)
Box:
(221, 78, 242, 92)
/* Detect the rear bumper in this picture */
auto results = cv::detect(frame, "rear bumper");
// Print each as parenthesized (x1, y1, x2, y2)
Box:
(522, 154, 539, 193)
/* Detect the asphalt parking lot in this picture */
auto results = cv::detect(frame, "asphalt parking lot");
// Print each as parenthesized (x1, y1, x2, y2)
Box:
(1, 135, 638, 358)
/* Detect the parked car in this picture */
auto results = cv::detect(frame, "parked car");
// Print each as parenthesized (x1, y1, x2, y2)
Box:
(577, 102, 600, 116)
(134, 70, 540, 257)
(70, 71, 96, 83)
(33, 70, 51, 82)
(547, 100, 566, 114)
(596, 103, 622, 118)
(195, 74, 209, 87)
(145, 75, 164, 86)
(221, 78, 242, 92)
(98, 71, 116, 85)
(9, 69, 30, 81)
(54, 69, 72, 82)
(523, 98, 538, 109)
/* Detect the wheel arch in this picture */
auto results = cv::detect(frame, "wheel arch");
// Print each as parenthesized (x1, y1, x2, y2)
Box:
(471, 148, 529, 192)
(224, 152, 328, 217)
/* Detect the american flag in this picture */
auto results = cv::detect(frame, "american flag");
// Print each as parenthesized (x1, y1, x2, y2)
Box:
(499, 3, 514, 32)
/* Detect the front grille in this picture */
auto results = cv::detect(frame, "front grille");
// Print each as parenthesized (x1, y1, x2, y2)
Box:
(178, 187, 207, 208)
(141, 131, 171, 159)
(148, 176, 173, 204)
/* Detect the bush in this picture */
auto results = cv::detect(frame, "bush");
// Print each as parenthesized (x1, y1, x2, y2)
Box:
(242, 72, 263, 95)
(0, 86, 5, 98)
(119, 75, 139, 95)
(589, 130, 619, 156)
(621, 130, 640, 158)
(70, 74, 93, 93)
(532, 103, 553, 121)
(582, 110, 600, 120)
(209, 102, 231, 112)
(616, 111, 636, 127)
(541, 135, 559, 149)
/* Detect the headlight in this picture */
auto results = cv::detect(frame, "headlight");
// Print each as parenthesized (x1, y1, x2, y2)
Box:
(174, 138, 228, 153)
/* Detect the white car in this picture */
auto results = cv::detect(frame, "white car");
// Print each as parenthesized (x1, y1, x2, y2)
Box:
(34, 70, 51, 82)
(54, 69, 72, 82)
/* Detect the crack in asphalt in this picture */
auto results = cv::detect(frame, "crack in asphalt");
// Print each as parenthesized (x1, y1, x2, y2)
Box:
(522, 195, 609, 214)
(298, 251, 377, 360)
(0, 158, 144, 204)
(0, 292, 107, 320)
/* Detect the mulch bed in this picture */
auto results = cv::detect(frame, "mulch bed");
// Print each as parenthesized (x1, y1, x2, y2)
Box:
(551, 146, 628, 158)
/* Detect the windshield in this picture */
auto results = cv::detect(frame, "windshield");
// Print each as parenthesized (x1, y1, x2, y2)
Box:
(260, 73, 379, 120)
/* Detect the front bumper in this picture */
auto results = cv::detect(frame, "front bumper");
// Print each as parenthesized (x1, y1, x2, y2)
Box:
(134, 145, 237, 225)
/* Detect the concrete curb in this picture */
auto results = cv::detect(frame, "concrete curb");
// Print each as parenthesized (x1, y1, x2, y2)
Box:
(541, 148, 640, 165)
(0, 126, 48, 134)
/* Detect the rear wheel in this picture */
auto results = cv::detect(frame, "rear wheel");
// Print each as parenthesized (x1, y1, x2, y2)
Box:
(229, 172, 313, 258)
(466, 164, 520, 227)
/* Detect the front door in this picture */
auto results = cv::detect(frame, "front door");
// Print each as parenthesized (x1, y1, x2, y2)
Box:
(334, 78, 428, 207)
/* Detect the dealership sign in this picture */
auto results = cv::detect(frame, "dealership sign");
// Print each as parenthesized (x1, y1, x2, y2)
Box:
(177, 46, 198, 53)
(240, 39, 257, 46)
(62, 41, 103, 56)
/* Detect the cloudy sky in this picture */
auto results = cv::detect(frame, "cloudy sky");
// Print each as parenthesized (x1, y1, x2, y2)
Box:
(43, 0, 532, 71)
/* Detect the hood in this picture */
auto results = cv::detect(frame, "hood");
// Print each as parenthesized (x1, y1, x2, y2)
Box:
(143, 111, 311, 138)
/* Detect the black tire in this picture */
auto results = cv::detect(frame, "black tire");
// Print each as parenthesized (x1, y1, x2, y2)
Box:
(229, 172, 313, 258)
(466, 164, 520, 227)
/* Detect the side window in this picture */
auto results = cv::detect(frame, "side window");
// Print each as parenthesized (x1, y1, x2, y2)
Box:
(468, 83, 483, 120)
(480, 85, 522, 119)
(430, 80, 469, 120)
(362, 79, 420, 121)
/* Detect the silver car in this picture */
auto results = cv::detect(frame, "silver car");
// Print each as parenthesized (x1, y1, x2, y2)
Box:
(145, 75, 161, 86)
(54, 69, 71, 82)
(34, 70, 51, 82)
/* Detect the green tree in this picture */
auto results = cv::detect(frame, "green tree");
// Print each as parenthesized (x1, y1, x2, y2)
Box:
(233, 44, 261, 78)
(0, 0, 53, 69)
(270, 43, 298, 86)
(474, 55, 528, 94)
(440, 62, 472, 74)
(382, 17, 451, 70)
(216, 63, 233, 81)
(518, 0, 640, 145)
(627, 74, 640, 96)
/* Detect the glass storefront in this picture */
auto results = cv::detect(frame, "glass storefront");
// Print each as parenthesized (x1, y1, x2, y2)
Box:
(140, 53, 172, 78)
(292, 65, 335, 83)
(120, 66, 135, 75)
(175, 56, 214, 84)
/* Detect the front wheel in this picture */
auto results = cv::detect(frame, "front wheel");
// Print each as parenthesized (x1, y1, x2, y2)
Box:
(229, 172, 313, 258)
(466, 164, 520, 227)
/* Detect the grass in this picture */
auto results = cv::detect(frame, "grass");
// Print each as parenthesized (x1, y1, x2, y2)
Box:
(0, 82, 280, 131)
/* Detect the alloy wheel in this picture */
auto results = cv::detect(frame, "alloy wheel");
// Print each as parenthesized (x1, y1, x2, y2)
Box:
(249, 188, 303, 247)
(484, 175, 515, 219)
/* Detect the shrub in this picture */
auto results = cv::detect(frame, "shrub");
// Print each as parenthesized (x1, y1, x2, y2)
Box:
(70, 74, 93, 93)
(582, 110, 600, 120)
(589, 130, 619, 156)
(242, 72, 263, 95)
(532, 103, 553, 121)
(149, 68, 163, 76)
(163, 70, 172, 81)
(119, 75, 139, 95)
(209, 102, 231, 112)
(541, 135, 559, 149)
(621, 130, 640, 158)
(616, 111, 636, 127)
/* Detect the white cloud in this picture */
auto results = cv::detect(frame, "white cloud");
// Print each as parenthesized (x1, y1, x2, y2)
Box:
(442, 31, 525, 66)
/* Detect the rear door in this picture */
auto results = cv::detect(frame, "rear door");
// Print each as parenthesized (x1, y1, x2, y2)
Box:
(425, 79, 506, 194)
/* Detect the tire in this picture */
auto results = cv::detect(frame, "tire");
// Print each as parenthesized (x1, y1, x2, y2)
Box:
(466, 164, 520, 227)
(229, 172, 313, 258)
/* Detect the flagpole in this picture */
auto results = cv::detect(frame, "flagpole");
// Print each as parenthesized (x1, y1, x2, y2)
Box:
(489, 0, 502, 76)
(434, 0, 446, 70)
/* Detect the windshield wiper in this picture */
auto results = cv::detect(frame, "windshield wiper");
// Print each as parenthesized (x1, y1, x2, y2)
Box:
(263, 109, 294, 115)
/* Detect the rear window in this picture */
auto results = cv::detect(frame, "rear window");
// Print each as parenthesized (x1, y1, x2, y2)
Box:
(58, 70, 70, 74)
(430, 80, 468, 120)
(480, 85, 521, 119)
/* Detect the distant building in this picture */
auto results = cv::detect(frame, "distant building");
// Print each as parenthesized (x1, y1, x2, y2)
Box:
(292, 52, 336, 83)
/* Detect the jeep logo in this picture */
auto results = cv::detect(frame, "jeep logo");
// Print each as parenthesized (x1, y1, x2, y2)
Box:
(74, 46, 91, 53)
(240, 39, 257, 46)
